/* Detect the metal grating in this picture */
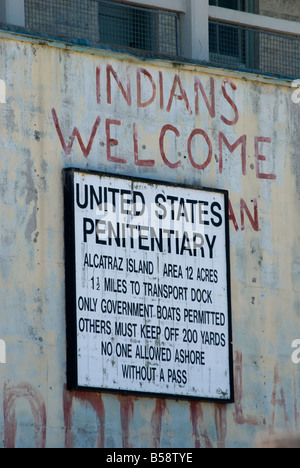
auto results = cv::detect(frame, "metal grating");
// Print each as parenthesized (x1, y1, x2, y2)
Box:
(209, 0, 255, 13)
(209, 19, 300, 78)
(25, 0, 100, 43)
(97, 0, 179, 56)
(24, 0, 179, 57)
(8, 1, 300, 78)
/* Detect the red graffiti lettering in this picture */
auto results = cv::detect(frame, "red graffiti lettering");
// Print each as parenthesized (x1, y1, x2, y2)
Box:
(137, 67, 156, 108)
(133, 122, 155, 167)
(63, 385, 105, 448)
(159, 71, 164, 110)
(106, 118, 127, 164)
(166, 74, 192, 115)
(270, 363, 289, 434)
(228, 199, 239, 231)
(221, 79, 239, 126)
(96, 65, 101, 104)
(194, 76, 215, 118)
(233, 351, 266, 427)
(118, 395, 136, 448)
(240, 198, 259, 231)
(3, 382, 46, 448)
(106, 64, 131, 106)
(219, 132, 247, 175)
(159, 124, 181, 169)
(215, 405, 227, 448)
(190, 402, 213, 448)
(51, 108, 100, 158)
(151, 399, 169, 448)
(1, 352, 299, 447)
(229, 198, 259, 232)
(187, 128, 212, 170)
(255, 136, 277, 180)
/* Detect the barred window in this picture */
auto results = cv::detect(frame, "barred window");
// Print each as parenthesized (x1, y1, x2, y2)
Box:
(209, 0, 255, 13)
(98, 0, 179, 56)
(209, 0, 256, 68)
(209, 20, 300, 78)
(24, 0, 179, 57)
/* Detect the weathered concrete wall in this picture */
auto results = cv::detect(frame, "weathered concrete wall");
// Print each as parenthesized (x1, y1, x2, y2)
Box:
(0, 31, 299, 448)
(258, 0, 300, 21)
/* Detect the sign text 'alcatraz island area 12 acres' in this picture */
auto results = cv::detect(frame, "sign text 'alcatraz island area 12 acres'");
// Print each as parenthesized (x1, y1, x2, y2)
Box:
(64, 169, 233, 401)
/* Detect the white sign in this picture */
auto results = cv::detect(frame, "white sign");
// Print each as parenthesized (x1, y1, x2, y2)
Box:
(64, 169, 233, 401)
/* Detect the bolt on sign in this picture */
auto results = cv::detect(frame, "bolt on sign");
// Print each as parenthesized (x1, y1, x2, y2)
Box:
(64, 169, 233, 401)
